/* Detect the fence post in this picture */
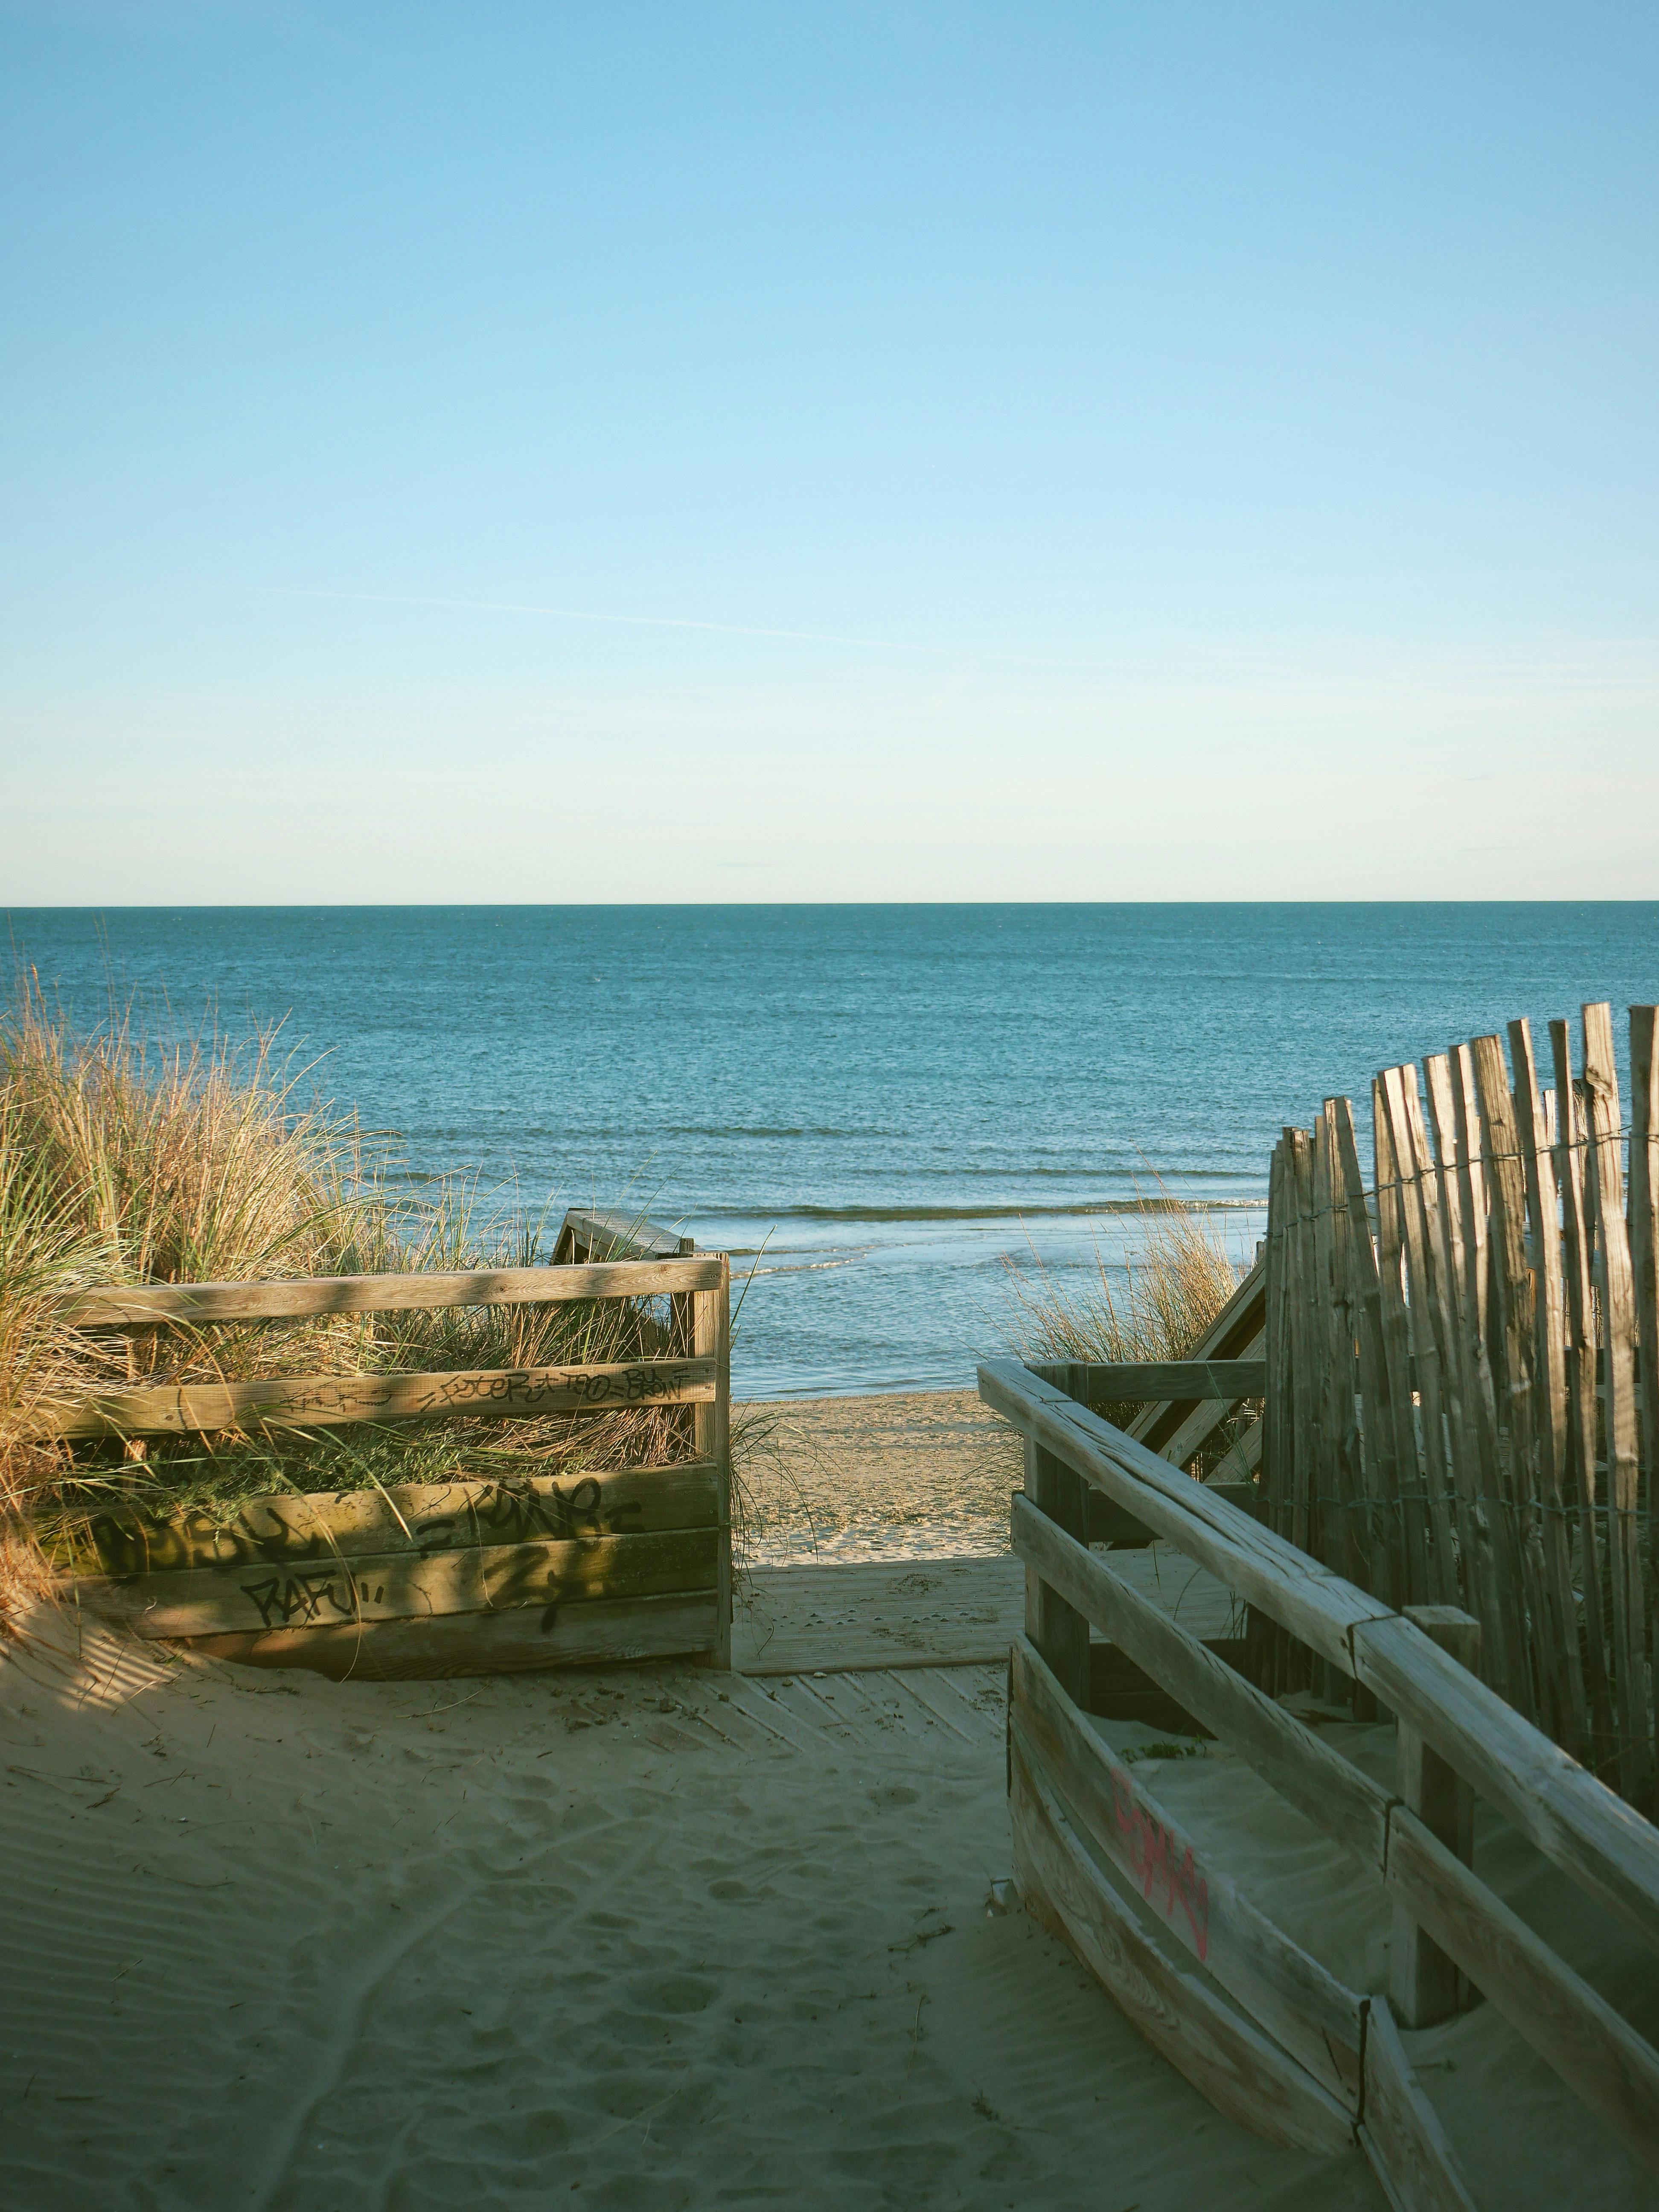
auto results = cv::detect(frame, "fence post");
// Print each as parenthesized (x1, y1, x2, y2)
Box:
(1022, 1363, 1091, 1710)
(1390, 1604, 1481, 2026)
(693, 1255, 732, 1669)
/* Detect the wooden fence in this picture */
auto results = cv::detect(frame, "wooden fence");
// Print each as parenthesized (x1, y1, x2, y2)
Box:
(35, 1211, 732, 1678)
(1262, 1001, 1658, 1810)
(984, 1355, 1659, 2202)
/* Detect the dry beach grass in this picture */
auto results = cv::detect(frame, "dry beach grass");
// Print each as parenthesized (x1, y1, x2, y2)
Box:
(0, 992, 683, 1605)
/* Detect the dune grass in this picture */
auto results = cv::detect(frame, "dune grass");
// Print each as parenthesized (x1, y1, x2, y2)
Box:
(0, 987, 691, 1600)
(1000, 1204, 1249, 1449)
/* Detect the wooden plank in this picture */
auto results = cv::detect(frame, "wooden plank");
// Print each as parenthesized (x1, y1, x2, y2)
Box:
(1372, 1079, 1433, 1606)
(1582, 1000, 1654, 1810)
(1384, 1799, 1659, 2177)
(1012, 1635, 1365, 2103)
(1332, 1096, 1404, 1611)
(1010, 1492, 1391, 1869)
(1154, 1330, 1266, 1472)
(1285, 1129, 1318, 1572)
(1205, 1414, 1261, 1486)
(1313, 1106, 1362, 1595)
(61, 1255, 722, 1327)
(71, 1527, 721, 1639)
(693, 1261, 733, 1669)
(176, 1589, 721, 1680)
(1421, 1051, 1508, 1694)
(1550, 1018, 1616, 1763)
(34, 1355, 717, 1439)
(1449, 1042, 1534, 1720)
(1008, 1725, 1357, 2157)
(735, 1557, 1025, 1674)
(730, 1551, 1234, 1679)
(1255, 1139, 1295, 1689)
(981, 1358, 1393, 1676)
(1473, 1032, 1560, 1739)
(1034, 1359, 1268, 1403)
(1508, 1017, 1587, 1755)
(1358, 1996, 1478, 2212)
(1353, 1610, 1659, 1962)
(1389, 1606, 1480, 2029)
(1126, 1255, 1267, 1454)
(1026, 1433, 1092, 1709)
(1632, 1008, 1659, 1587)
(553, 1208, 693, 1264)
(45, 1462, 722, 1577)
(1377, 1069, 1460, 1609)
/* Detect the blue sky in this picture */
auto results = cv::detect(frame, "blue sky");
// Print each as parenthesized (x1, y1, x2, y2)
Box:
(3, 2, 1656, 900)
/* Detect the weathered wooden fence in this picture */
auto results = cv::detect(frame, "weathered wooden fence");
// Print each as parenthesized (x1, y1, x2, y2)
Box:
(986, 1356, 1659, 2202)
(35, 1211, 732, 1678)
(986, 996, 1659, 2201)
(1262, 1001, 1658, 1810)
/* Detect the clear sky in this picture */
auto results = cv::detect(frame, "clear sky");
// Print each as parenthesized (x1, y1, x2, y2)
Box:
(3, 2, 1656, 902)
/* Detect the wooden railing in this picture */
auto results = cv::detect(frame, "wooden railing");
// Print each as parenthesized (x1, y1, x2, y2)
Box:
(38, 1210, 731, 1676)
(983, 1356, 1659, 2199)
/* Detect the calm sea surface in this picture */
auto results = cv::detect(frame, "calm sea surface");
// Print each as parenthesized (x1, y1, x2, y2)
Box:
(7, 906, 1655, 1397)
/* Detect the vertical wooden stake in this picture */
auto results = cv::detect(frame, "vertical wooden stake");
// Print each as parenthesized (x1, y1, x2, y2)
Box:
(693, 1256, 732, 1670)
(1022, 1429, 1091, 1713)
(1390, 1604, 1481, 2028)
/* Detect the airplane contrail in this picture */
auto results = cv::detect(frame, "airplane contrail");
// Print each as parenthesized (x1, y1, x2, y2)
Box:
(274, 587, 921, 651)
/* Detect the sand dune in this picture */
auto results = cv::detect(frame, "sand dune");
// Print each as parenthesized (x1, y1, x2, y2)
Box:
(1, 1606, 1373, 2212)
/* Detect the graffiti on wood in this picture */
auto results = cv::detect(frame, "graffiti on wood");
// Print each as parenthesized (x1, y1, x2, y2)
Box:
(79, 1474, 636, 1579)
(1107, 1764, 1211, 1961)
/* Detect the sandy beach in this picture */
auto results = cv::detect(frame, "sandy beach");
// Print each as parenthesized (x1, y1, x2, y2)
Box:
(4, 1398, 1655, 2208)
(1, 1606, 1380, 2212)
(735, 1390, 1023, 1565)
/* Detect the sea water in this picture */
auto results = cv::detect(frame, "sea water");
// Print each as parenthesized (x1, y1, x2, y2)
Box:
(8, 905, 1654, 1397)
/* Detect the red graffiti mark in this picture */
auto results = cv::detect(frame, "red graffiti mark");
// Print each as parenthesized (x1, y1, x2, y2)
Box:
(1108, 1765, 1210, 1961)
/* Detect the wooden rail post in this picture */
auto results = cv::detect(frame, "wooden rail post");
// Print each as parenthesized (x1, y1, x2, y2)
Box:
(692, 1256, 732, 1669)
(1022, 1371, 1091, 1709)
(1391, 1604, 1481, 2027)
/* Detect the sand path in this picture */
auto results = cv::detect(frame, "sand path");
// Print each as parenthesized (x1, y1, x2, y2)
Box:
(735, 1390, 1022, 1564)
(0, 1612, 1373, 2212)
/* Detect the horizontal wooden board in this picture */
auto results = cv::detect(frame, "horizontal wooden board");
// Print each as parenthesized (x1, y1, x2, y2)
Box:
(983, 1358, 1393, 1674)
(1030, 1359, 1267, 1402)
(1013, 1635, 1364, 2104)
(1385, 1800, 1659, 2176)
(1012, 1493, 1391, 1869)
(45, 1463, 720, 1578)
(1357, 1996, 1477, 2212)
(1354, 1612, 1659, 1965)
(35, 1355, 716, 1440)
(1127, 1257, 1266, 1455)
(175, 1588, 721, 1680)
(1010, 1724, 1356, 2157)
(71, 1527, 719, 1639)
(62, 1255, 721, 1327)
(730, 1548, 1237, 1678)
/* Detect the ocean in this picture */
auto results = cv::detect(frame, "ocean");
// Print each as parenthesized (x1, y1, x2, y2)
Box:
(7, 904, 1655, 1397)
